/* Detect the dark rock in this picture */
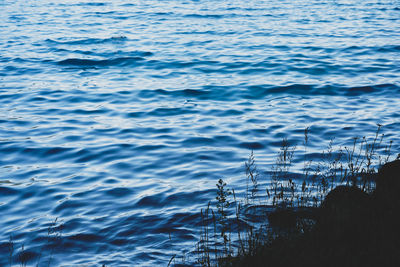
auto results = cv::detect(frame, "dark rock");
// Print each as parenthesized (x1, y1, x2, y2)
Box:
(373, 160, 400, 243)
(268, 206, 318, 231)
(319, 185, 370, 230)
(226, 160, 400, 267)
(375, 160, 400, 207)
(267, 208, 297, 230)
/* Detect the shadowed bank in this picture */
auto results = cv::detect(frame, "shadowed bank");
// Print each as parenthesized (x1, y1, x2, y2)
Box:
(192, 128, 399, 267)
(224, 160, 400, 267)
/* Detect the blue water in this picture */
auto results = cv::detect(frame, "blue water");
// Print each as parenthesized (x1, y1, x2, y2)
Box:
(1, 0, 399, 265)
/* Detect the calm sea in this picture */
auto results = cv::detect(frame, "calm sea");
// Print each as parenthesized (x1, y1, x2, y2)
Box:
(1, 0, 399, 265)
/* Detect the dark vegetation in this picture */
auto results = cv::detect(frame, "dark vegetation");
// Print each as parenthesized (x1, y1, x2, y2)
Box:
(193, 126, 400, 267)
(3, 218, 62, 267)
(3, 127, 399, 266)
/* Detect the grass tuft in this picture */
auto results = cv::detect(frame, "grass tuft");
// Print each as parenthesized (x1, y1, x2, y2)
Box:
(194, 126, 396, 266)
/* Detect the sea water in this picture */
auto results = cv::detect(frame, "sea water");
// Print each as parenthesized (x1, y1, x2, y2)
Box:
(0, 0, 399, 265)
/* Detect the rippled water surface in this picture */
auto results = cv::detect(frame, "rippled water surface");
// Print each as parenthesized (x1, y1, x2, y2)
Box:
(1, 0, 400, 265)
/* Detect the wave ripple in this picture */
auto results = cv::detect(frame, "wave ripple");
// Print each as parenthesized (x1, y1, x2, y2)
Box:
(0, 0, 399, 266)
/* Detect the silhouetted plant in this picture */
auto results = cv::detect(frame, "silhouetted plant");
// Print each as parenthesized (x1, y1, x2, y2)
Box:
(216, 179, 231, 256)
(197, 202, 212, 266)
(195, 125, 394, 266)
(245, 150, 259, 205)
(8, 235, 13, 267)
(18, 244, 27, 267)
(7, 218, 62, 267)
(271, 138, 296, 207)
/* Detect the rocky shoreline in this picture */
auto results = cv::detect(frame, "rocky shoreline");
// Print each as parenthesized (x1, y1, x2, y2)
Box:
(224, 160, 400, 267)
